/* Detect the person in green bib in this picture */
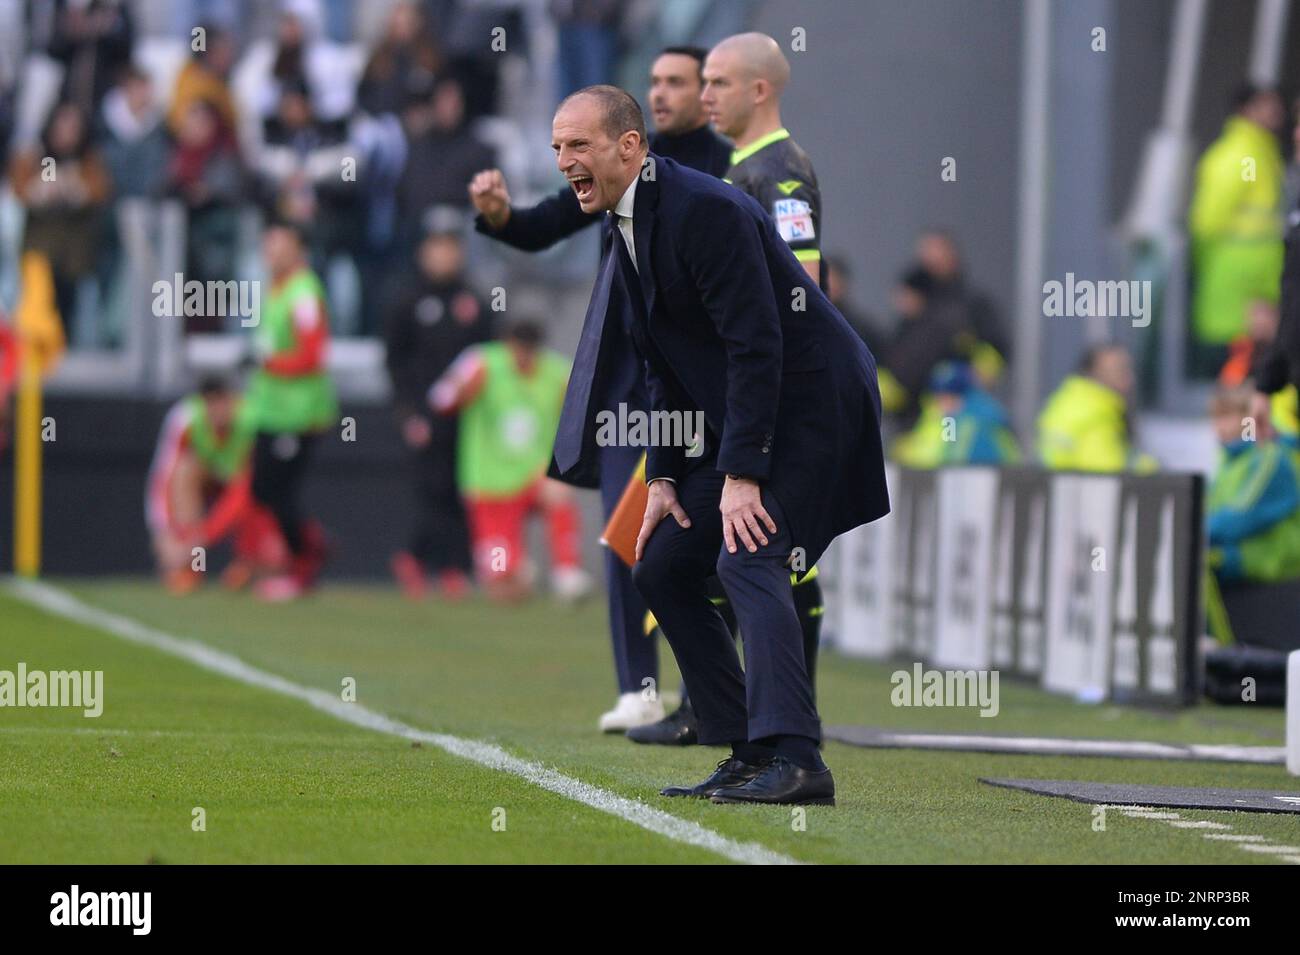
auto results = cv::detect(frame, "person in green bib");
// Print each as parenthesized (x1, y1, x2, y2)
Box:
(246, 220, 338, 601)
(430, 320, 590, 602)
(146, 375, 277, 593)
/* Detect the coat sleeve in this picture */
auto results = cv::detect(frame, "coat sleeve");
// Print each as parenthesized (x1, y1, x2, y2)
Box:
(643, 353, 687, 484)
(678, 193, 783, 480)
(474, 185, 602, 251)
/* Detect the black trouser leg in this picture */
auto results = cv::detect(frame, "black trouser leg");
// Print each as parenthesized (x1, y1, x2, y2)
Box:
(410, 429, 472, 573)
(251, 431, 316, 556)
(631, 464, 748, 745)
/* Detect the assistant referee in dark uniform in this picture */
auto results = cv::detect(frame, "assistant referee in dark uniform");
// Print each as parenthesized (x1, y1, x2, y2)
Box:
(703, 33, 825, 286)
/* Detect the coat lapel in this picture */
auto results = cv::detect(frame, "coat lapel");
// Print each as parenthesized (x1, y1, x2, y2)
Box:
(551, 227, 618, 473)
(632, 155, 660, 323)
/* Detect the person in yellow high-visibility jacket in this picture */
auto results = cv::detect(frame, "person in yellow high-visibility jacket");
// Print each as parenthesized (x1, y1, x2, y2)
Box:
(1188, 86, 1286, 375)
(1038, 344, 1157, 473)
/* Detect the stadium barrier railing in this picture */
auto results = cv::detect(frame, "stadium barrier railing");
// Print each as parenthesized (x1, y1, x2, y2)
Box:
(818, 464, 1205, 706)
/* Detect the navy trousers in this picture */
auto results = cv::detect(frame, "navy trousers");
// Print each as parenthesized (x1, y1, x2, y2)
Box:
(599, 441, 658, 695)
(630, 449, 821, 745)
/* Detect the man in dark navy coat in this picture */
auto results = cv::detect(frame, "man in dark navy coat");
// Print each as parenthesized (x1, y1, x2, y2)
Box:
(548, 85, 889, 805)
(468, 48, 732, 740)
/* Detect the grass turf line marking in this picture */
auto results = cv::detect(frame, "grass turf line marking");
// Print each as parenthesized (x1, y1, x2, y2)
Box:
(1104, 803, 1300, 864)
(830, 728, 1285, 764)
(1236, 843, 1300, 854)
(8, 578, 801, 866)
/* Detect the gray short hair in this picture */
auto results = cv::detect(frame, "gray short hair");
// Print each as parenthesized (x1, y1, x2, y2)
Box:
(558, 85, 647, 147)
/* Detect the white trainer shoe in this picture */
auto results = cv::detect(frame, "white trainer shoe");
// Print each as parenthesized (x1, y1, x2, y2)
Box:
(598, 692, 666, 733)
(552, 565, 593, 602)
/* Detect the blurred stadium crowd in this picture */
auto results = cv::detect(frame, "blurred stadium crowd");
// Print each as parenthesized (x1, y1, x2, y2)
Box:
(0, 2, 1296, 657)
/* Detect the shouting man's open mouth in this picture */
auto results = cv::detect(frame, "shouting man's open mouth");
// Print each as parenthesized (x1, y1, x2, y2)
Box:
(568, 169, 596, 204)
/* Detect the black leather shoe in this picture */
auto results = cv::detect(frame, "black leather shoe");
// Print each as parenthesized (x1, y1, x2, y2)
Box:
(627, 702, 698, 745)
(660, 756, 764, 798)
(709, 755, 835, 806)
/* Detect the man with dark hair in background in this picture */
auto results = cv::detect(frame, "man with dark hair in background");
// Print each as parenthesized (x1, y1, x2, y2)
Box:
(467, 46, 730, 735)
(385, 206, 491, 600)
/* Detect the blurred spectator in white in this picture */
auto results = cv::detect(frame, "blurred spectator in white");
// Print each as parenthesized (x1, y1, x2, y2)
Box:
(397, 72, 494, 247)
(0, 1, 17, 174)
(551, 0, 626, 98)
(350, 106, 407, 336)
(46, 0, 133, 118)
(168, 22, 239, 138)
(233, 0, 359, 157)
(358, 0, 442, 118)
(102, 64, 168, 199)
(256, 78, 360, 281)
(167, 99, 243, 333)
(8, 101, 110, 345)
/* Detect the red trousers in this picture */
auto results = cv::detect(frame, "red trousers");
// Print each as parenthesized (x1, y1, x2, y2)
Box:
(465, 479, 581, 582)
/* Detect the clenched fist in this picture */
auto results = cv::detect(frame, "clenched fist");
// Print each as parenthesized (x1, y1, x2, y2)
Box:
(468, 168, 512, 230)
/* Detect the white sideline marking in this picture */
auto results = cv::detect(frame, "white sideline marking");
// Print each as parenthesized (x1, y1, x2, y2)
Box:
(8, 579, 801, 866)
(837, 730, 1286, 764)
(1106, 801, 1300, 863)
(1237, 843, 1300, 854)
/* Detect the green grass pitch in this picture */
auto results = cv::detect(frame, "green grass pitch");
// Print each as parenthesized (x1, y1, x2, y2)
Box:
(1, 579, 1297, 864)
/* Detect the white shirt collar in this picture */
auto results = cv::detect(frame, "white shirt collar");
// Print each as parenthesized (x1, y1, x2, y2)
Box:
(614, 173, 638, 220)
